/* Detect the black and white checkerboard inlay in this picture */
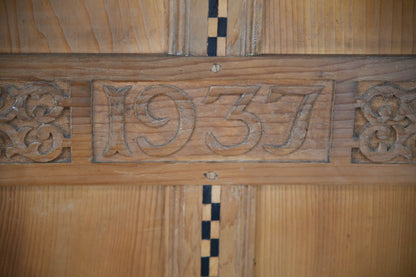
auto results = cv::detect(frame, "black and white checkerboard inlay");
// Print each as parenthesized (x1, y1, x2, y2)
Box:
(201, 185, 221, 276)
(207, 0, 227, 56)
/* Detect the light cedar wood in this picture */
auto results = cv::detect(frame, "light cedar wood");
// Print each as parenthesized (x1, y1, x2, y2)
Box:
(168, 0, 208, 55)
(0, 184, 257, 277)
(0, 55, 415, 185)
(255, 184, 416, 277)
(0, 185, 204, 277)
(164, 185, 202, 277)
(1, 0, 415, 55)
(219, 186, 256, 277)
(226, 0, 263, 56)
(0, 185, 167, 276)
(261, 0, 416, 54)
(0, 0, 168, 53)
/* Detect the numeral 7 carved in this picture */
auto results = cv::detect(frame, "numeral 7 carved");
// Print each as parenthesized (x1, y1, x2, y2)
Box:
(203, 86, 262, 156)
(263, 86, 324, 155)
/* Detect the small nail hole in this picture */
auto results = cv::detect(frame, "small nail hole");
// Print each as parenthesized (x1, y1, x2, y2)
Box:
(204, 171, 218, 180)
(210, 64, 221, 73)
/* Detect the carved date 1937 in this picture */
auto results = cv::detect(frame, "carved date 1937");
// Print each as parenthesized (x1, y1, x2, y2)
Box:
(93, 80, 334, 163)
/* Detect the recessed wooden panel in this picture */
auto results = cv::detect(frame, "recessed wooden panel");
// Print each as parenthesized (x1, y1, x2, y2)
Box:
(0, 185, 167, 277)
(0, 185, 205, 277)
(92, 80, 334, 163)
(255, 185, 416, 277)
(261, 0, 416, 54)
(0, 0, 168, 53)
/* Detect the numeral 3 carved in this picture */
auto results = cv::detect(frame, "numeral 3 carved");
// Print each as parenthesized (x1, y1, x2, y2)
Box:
(93, 81, 333, 163)
(203, 86, 261, 155)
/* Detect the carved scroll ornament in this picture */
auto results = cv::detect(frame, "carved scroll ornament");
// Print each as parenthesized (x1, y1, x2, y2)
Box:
(0, 81, 71, 163)
(353, 82, 416, 163)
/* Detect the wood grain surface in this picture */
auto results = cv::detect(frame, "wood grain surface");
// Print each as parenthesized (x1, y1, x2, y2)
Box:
(0, 0, 168, 53)
(2, 0, 415, 55)
(1, 184, 415, 277)
(255, 184, 416, 277)
(1, 2, 415, 277)
(0, 185, 206, 277)
(219, 186, 256, 277)
(261, 0, 416, 54)
(164, 185, 202, 277)
(225, 0, 263, 56)
(0, 185, 167, 276)
(168, 0, 208, 56)
(0, 185, 259, 277)
(0, 55, 415, 186)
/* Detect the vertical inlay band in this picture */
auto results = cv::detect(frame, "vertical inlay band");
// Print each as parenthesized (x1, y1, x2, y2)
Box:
(201, 185, 221, 276)
(207, 0, 227, 56)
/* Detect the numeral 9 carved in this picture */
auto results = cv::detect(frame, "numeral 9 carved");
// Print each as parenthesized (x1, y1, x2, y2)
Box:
(134, 85, 196, 157)
(101, 84, 325, 159)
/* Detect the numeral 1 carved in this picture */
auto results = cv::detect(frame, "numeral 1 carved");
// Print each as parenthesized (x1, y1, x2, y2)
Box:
(203, 86, 262, 156)
(93, 81, 333, 163)
(263, 86, 323, 155)
(134, 85, 196, 157)
(103, 85, 132, 157)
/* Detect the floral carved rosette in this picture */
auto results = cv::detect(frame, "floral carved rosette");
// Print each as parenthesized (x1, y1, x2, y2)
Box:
(353, 82, 416, 163)
(0, 81, 71, 163)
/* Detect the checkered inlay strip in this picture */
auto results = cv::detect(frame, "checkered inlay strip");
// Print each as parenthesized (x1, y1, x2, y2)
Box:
(201, 185, 221, 276)
(207, 0, 227, 56)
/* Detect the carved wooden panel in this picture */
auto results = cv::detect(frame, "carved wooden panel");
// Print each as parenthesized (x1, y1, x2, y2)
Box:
(1, 55, 415, 186)
(92, 80, 334, 163)
(0, 81, 71, 163)
(352, 81, 416, 164)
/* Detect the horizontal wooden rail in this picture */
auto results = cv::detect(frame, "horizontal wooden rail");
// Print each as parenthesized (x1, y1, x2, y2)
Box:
(0, 55, 415, 185)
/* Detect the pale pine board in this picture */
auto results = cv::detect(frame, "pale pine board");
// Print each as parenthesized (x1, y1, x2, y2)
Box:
(256, 185, 416, 277)
(261, 0, 416, 54)
(0, 185, 206, 277)
(0, 0, 168, 53)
